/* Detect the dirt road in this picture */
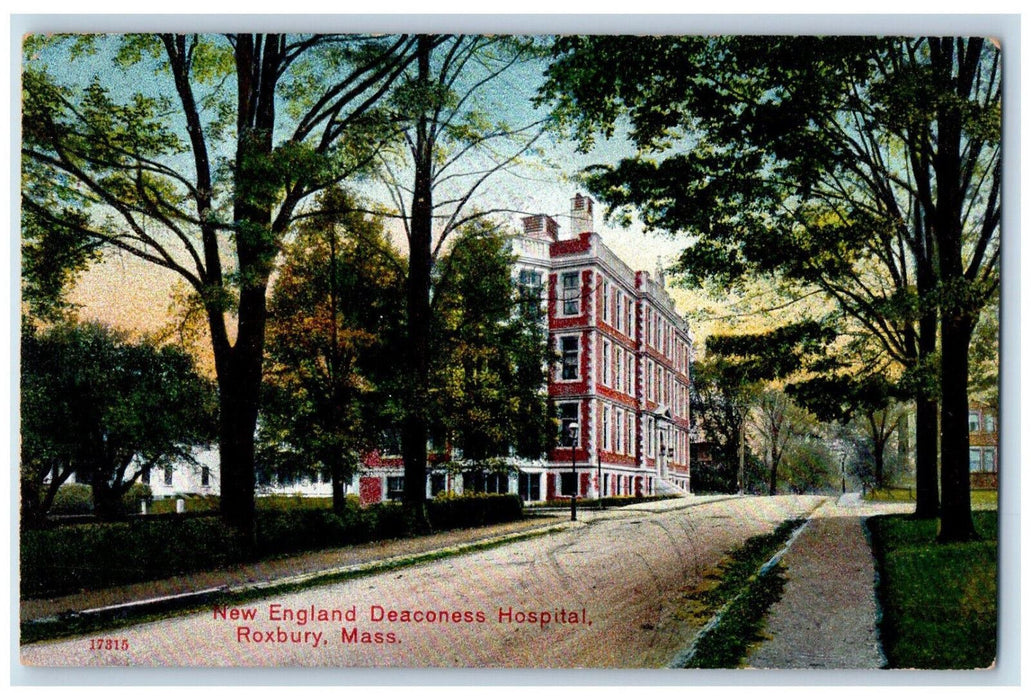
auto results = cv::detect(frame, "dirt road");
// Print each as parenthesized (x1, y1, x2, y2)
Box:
(20, 495, 824, 668)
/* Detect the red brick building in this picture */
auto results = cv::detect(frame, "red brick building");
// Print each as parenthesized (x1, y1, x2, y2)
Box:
(509, 194, 693, 502)
(968, 400, 999, 489)
(357, 194, 693, 504)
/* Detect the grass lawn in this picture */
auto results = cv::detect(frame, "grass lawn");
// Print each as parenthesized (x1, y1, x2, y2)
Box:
(865, 487, 998, 509)
(868, 510, 998, 669)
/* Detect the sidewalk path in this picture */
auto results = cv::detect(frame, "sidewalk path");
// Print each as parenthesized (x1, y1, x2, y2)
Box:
(21, 494, 734, 625)
(21, 513, 568, 623)
(744, 494, 914, 669)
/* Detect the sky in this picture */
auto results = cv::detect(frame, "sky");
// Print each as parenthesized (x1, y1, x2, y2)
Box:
(22, 33, 702, 355)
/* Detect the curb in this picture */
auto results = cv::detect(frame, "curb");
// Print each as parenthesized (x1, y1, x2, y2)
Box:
(667, 517, 811, 668)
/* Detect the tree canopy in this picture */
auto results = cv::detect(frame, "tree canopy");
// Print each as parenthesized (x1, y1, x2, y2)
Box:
(542, 35, 1001, 540)
(259, 188, 405, 512)
(21, 319, 216, 525)
(22, 32, 421, 540)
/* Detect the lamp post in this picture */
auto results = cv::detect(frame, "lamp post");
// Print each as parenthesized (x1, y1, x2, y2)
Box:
(840, 450, 847, 494)
(569, 422, 579, 522)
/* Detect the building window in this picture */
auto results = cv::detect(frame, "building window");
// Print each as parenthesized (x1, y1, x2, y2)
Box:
(561, 272, 580, 316)
(430, 472, 447, 496)
(984, 413, 996, 432)
(968, 411, 980, 432)
(560, 335, 580, 380)
(615, 294, 623, 333)
(164, 466, 173, 486)
(603, 405, 612, 451)
(983, 447, 997, 472)
(968, 449, 982, 473)
(387, 476, 405, 500)
(616, 409, 625, 454)
(201, 466, 210, 487)
(558, 402, 580, 447)
(485, 472, 509, 494)
(519, 472, 541, 501)
(518, 268, 544, 311)
(602, 341, 611, 386)
(602, 280, 610, 323)
(560, 472, 577, 496)
(141, 467, 150, 485)
(615, 346, 624, 391)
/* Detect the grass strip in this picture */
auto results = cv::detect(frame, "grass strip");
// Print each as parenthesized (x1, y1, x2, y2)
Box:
(669, 517, 805, 669)
(868, 510, 998, 669)
(681, 564, 788, 669)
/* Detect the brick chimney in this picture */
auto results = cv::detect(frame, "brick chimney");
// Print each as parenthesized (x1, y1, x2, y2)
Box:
(521, 214, 560, 241)
(570, 193, 594, 235)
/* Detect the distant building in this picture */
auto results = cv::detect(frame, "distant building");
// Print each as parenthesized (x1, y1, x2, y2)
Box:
(968, 400, 998, 489)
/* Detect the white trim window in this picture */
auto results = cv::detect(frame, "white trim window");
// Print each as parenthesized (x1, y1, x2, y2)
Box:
(603, 404, 612, 451)
(615, 346, 624, 392)
(602, 340, 611, 387)
(558, 402, 580, 447)
(561, 271, 581, 316)
(602, 279, 610, 323)
(559, 335, 580, 381)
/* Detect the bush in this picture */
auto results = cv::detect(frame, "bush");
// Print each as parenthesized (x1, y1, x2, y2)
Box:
(122, 483, 153, 515)
(49, 483, 93, 516)
(428, 493, 523, 530)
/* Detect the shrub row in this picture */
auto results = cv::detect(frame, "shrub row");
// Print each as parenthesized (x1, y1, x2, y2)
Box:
(531, 494, 678, 509)
(428, 493, 523, 530)
(47, 482, 155, 517)
(21, 494, 522, 599)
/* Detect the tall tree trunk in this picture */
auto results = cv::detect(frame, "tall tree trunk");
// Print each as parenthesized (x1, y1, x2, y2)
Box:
(912, 268, 940, 518)
(931, 36, 980, 542)
(401, 35, 435, 526)
(938, 314, 976, 541)
(216, 34, 281, 547)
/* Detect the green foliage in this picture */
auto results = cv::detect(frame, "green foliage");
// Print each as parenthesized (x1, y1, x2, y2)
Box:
(20, 319, 217, 524)
(49, 483, 94, 516)
(427, 493, 523, 530)
(780, 438, 836, 494)
(21, 33, 421, 534)
(122, 483, 153, 514)
(430, 222, 555, 462)
(869, 511, 998, 669)
(688, 356, 757, 494)
(20, 494, 524, 598)
(541, 37, 1001, 532)
(259, 188, 405, 496)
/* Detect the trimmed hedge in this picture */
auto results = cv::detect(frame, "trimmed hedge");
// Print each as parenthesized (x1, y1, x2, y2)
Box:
(428, 493, 523, 530)
(530, 494, 678, 509)
(21, 494, 523, 599)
